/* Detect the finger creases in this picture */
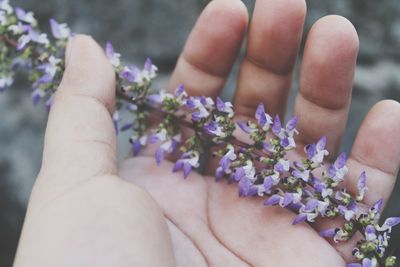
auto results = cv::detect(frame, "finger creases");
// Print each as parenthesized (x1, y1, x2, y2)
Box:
(294, 15, 359, 158)
(234, 0, 307, 119)
(168, 0, 248, 97)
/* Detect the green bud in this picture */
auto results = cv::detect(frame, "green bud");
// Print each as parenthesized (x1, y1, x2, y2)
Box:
(344, 221, 354, 232)
(360, 241, 376, 253)
(385, 256, 396, 267)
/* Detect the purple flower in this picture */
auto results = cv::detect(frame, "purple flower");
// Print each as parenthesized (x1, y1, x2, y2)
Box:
(128, 104, 137, 111)
(216, 97, 234, 117)
(155, 134, 181, 166)
(271, 115, 298, 150)
(112, 111, 120, 135)
(272, 115, 282, 136)
(262, 159, 289, 190)
(312, 176, 333, 198)
(264, 192, 301, 208)
(16, 28, 49, 50)
(7, 21, 30, 35)
(215, 145, 236, 180)
(292, 168, 310, 182)
(365, 225, 377, 241)
(347, 258, 377, 267)
(204, 118, 226, 138)
(293, 198, 329, 224)
(237, 121, 256, 134)
(320, 228, 337, 238)
(263, 176, 275, 193)
(37, 56, 61, 79)
(377, 217, 400, 232)
(305, 136, 329, 166)
(241, 160, 256, 180)
(147, 90, 174, 104)
(15, 7, 37, 26)
(49, 18, 71, 40)
(286, 116, 298, 135)
(173, 151, 200, 178)
(149, 128, 168, 144)
(234, 167, 245, 182)
(262, 141, 276, 153)
(238, 177, 252, 196)
(185, 98, 196, 109)
(292, 213, 308, 225)
(105, 42, 121, 68)
(274, 159, 290, 173)
(141, 58, 158, 81)
(15, 34, 30, 50)
(45, 96, 53, 112)
(32, 73, 53, 89)
(31, 89, 44, 105)
(371, 198, 384, 214)
(175, 84, 187, 98)
(327, 152, 348, 183)
(255, 103, 272, 131)
(186, 97, 213, 121)
(294, 199, 318, 223)
(130, 135, 148, 156)
(357, 171, 368, 201)
(119, 65, 140, 83)
(120, 122, 134, 132)
(264, 194, 281, 206)
(338, 201, 358, 221)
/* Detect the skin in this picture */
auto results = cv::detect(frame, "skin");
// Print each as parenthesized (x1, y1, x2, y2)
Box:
(14, 0, 400, 266)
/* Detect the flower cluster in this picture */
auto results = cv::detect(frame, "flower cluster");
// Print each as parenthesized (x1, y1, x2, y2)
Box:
(0, 1, 399, 266)
(0, 0, 71, 109)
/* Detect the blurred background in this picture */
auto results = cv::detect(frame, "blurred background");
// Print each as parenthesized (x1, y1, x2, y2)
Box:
(1, 0, 400, 265)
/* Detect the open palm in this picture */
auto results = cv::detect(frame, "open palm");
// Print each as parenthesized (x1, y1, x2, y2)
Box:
(15, 0, 400, 266)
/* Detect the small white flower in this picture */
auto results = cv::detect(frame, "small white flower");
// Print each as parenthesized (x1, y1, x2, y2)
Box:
(8, 23, 26, 34)
(243, 160, 256, 181)
(0, 74, 13, 90)
(225, 145, 237, 161)
(153, 128, 168, 142)
(15, 7, 37, 26)
(142, 58, 158, 81)
(41, 56, 61, 78)
(185, 152, 200, 168)
(50, 19, 71, 40)
(0, 11, 7, 26)
(33, 32, 49, 45)
(105, 42, 121, 68)
(0, 0, 13, 14)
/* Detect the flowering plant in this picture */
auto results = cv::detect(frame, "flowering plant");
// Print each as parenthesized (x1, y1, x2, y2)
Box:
(0, 1, 399, 266)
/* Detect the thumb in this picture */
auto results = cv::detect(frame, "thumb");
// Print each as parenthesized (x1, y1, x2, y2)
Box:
(40, 35, 117, 182)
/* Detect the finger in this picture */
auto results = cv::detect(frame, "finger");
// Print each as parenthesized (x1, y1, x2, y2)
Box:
(140, 0, 247, 160)
(233, 0, 306, 119)
(40, 35, 117, 181)
(294, 15, 359, 158)
(314, 100, 400, 261)
(346, 100, 400, 205)
(168, 0, 248, 96)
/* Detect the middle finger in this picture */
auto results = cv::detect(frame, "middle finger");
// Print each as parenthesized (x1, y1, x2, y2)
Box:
(233, 0, 306, 120)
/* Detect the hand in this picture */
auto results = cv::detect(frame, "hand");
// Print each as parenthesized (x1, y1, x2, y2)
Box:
(15, 0, 400, 266)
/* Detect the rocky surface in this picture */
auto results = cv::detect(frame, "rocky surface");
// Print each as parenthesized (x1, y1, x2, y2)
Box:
(0, 0, 399, 265)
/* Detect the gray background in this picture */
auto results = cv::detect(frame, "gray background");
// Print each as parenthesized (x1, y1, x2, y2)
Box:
(1, 0, 400, 266)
